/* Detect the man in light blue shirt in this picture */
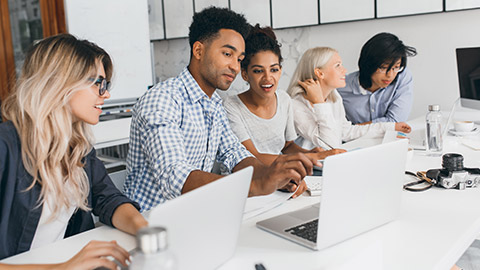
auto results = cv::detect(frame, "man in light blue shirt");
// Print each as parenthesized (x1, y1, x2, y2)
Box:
(125, 7, 314, 211)
(338, 68, 413, 124)
(338, 32, 417, 124)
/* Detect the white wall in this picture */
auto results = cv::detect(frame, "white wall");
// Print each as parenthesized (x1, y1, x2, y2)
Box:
(152, 9, 480, 120)
(65, 0, 153, 101)
(301, 9, 480, 120)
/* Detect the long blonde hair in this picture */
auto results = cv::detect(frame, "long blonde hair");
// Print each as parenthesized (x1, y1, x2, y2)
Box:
(1, 34, 113, 216)
(287, 47, 337, 102)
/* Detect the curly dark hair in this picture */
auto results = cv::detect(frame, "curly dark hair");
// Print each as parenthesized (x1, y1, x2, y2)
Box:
(358, 32, 417, 89)
(188, 7, 250, 50)
(240, 24, 283, 70)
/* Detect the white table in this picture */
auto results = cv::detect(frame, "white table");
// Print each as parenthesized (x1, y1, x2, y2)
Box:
(218, 114, 480, 270)
(4, 111, 480, 269)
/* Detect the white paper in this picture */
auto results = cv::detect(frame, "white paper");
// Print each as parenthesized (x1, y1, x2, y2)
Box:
(382, 130, 399, 144)
(462, 138, 480, 151)
(243, 185, 299, 221)
(382, 129, 424, 150)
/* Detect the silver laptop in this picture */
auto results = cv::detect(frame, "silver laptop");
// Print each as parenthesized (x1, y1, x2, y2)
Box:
(257, 140, 408, 251)
(148, 167, 253, 270)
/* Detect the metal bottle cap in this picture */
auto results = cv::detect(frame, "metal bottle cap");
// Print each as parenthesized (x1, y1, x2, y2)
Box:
(136, 227, 168, 254)
(428, 104, 440, 111)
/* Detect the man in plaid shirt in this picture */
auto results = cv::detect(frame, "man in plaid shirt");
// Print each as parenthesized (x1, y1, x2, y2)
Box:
(125, 7, 317, 211)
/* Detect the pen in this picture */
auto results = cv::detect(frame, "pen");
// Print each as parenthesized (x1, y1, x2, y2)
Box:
(255, 263, 267, 270)
(316, 137, 334, 150)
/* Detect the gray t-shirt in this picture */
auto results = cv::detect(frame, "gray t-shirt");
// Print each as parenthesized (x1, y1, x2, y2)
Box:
(223, 91, 298, 155)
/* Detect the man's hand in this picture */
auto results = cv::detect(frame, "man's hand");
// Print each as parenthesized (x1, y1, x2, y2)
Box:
(278, 180, 308, 198)
(307, 147, 326, 153)
(357, 121, 372, 125)
(251, 153, 316, 196)
(395, 122, 411, 133)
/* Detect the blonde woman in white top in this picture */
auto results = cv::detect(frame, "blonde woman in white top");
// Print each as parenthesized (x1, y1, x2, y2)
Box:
(287, 47, 411, 149)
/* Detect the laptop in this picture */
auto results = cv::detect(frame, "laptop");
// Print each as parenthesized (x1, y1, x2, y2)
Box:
(148, 166, 253, 270)
(257, 140, 408, 250)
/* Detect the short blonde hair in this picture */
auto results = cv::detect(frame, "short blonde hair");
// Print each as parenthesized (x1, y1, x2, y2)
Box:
(287, 47, 338, 102)
(2, 34, 113, 217)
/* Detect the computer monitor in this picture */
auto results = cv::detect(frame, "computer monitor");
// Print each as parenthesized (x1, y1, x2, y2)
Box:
(456, 47, 480, 109)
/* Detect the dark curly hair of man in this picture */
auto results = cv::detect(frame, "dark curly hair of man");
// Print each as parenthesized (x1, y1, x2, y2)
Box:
(188, 7, 250, 50)
(241, 24, 283, 70)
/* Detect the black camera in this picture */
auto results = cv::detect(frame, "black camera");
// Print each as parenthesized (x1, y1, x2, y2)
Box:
(426, 153, 480, 189)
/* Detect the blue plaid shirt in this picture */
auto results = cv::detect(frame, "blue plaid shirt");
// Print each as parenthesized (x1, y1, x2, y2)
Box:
(125, 67, 253, 211)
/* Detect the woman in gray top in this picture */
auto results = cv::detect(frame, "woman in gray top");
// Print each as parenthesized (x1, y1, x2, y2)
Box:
(224, 25, 344, 196)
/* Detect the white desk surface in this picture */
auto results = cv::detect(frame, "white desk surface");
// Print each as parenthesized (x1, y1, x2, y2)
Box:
(4, 112, 480, 269)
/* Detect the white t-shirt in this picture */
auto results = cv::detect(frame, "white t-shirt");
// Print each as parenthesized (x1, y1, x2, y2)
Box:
(30, 194, 76, 249)
(291, 90, 395, 149)
(223, 91, 298, 155)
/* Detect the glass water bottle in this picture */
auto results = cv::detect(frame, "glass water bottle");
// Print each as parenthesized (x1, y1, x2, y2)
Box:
(129, 227, 177, 270)
(425, 104, 443, 156)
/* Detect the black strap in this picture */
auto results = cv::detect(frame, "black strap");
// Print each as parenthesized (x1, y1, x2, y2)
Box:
(403, 171, 434, 192)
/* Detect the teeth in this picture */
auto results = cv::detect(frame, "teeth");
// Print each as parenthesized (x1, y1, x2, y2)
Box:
(261, 84, 273, 88)
(95, 105, 103, 109)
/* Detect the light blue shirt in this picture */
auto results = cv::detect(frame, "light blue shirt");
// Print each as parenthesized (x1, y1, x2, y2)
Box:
(337, 68, 413, 124)
(125, 67, 253, 211)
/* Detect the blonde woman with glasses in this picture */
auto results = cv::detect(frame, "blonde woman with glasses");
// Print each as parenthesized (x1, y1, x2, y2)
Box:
(287, 47, 411, 150)
(0, 34, 147, 269)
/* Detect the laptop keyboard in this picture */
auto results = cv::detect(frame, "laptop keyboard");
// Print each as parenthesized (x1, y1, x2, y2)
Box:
(304, 176, 322, 196)
(285, 219, 319, 243)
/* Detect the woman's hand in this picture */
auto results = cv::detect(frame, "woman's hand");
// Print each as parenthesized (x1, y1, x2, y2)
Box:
(395, 122, 411, 133)
(55, 240, 130, 270)
(298, 79, 325, 104)
(306, 149, 346, 161)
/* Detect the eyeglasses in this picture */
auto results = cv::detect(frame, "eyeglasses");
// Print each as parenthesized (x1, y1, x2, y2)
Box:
(88, 77, 111, 96)
(376, 66, 404, 74)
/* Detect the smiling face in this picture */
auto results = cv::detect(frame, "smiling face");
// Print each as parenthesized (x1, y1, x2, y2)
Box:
(193, 29, 245, 95)
(241, 50, 282, 99)
(369, 59, 402, 91)
(69, 62, 111, 125)
(318, 52, 347, 91)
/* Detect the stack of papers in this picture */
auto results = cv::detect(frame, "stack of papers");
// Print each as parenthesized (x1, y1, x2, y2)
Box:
(243, 186, 299, 220)
(382, 129, 425, 150)
(462, 138, 480, 150)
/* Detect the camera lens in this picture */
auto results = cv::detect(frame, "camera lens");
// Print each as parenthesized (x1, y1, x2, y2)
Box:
(442, 153, 464, 171)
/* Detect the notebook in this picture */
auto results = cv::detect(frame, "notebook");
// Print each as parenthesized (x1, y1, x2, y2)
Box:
(257, 140, 408, 250)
